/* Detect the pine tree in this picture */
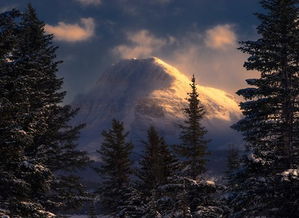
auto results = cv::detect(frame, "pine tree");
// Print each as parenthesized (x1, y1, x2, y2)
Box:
(225, 144, 240, 176)
(224, 145, 240, 216)
(157, 176, 192, 218)
(88, 199, 97, 218)
(0, 5, 90, 217)
(17, 4, 89, 169)
(169, 75, 224, 217)
(15, 5, 90, 212)
(143, 190, 162, 218)
(137, 126, 178, 198)
(117, 187, 146, 218)
(231, 0, 299, 216)
(132, 126, 178, 216)
(176, 75, 208, 179)
(158, 176, 226, 218)
(0, 9, 54, 217)
(95, 119, 133, 215)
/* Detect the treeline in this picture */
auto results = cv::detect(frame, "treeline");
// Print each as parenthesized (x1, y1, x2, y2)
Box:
(1, 0, 299, 217)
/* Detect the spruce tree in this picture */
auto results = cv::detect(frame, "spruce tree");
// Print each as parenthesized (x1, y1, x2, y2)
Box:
(0, 5, 90, 216)
(16, 5, 90, 212)
(225, 144, 240, 176)
(133, 126, 178, 216)
(88, 200, 97, 218)
(96, 119, 133, 215)
(224, 145, 240, 216)
(157, 176, 192, 218)
(137, 126, 178, 197)
(17, 4, 89, 170)
(158, 176, 226, 218)
(170, 76, 226, 217)
(117, 187, 146, 217)
(176, 75, 208, 179)
(231, 0, 299, 216)
(0, 9, 54, 217)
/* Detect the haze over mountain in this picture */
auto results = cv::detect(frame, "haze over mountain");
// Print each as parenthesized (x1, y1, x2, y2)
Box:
(73, 57, 242, 161)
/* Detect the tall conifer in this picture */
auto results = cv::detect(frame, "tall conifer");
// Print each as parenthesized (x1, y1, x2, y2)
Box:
(231, 0, 299, 216)
(176, 75, 208, 179)
(137, 126, 177, 197)
(16, 5, 89, 213)
(226, 144, 240, 176)
(96, 119, 133, 215)
(0, 9, 54, 217)
(0, 5, 89, 216)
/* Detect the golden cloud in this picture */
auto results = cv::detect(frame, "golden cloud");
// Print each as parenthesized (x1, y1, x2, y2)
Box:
(45, 18, 95, 42)
(204, 24, 237, 50)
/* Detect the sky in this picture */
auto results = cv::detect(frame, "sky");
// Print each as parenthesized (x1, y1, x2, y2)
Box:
(0, 0, 262, 103)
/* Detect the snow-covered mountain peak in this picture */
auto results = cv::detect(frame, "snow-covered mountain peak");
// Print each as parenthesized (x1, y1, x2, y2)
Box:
(73, 57, 242, 154)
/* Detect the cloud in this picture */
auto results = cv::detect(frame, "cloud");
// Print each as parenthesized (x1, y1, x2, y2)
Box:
(45, 18, 95, 42)
(113, 30, 175, 59)
(204, 24, 237, 50)
(75, 0, 102, 6)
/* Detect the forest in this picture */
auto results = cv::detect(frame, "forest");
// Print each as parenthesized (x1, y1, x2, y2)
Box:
(0, 0, 299, 217)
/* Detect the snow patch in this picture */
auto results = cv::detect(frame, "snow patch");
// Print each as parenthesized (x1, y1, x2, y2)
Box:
(248, 153, 266, 165)
(281, 169, 299, 181)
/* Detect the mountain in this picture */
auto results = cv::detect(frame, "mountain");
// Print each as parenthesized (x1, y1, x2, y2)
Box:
(72, 57, 243, 163)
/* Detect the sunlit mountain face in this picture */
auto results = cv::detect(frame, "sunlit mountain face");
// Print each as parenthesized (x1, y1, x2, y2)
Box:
(73, 57, 242, 166)
(150, 58, 241, 121)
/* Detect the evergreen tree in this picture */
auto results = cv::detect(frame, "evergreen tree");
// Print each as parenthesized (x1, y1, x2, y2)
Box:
(224, 145, 240, 216)
(169, 75, 224, 217)
(132, 126, 178, 216)
(137, 126, 178, 198)
(0, 9, 54, 217)
(157, 176, 192, 218)
(231, 0, 299, 216)
(18, 4, 89, 172)
(117, 187, 146, 218)
(225, 144, 240, 176)
(0, 5, 89, 217)
(158, 176, 226, 218)
(88, 199, 97, 218)
(176, 75, 208, 179)
(96, 119, 133, 215)
(143, 189, 162, 218)
(17, 5, 90, 212)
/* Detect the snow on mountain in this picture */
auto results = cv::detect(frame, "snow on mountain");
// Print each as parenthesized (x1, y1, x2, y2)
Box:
(72, 57, 242, 159)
